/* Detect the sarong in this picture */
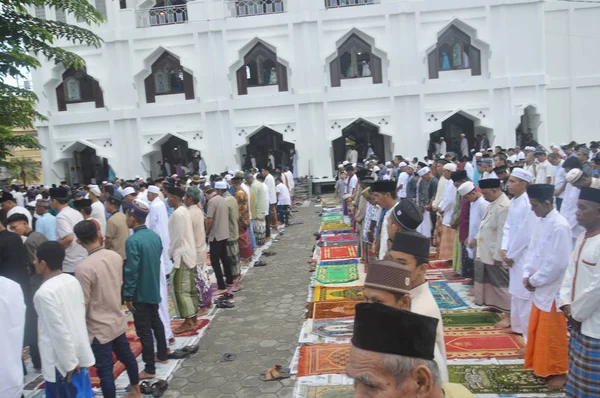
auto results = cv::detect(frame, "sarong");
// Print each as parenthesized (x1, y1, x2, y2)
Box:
(238, 226, 253, 259)
(194, 263, 212, 309)
(417, 210, 432, 238)
(248, 219, 257, 251)
(172, 265, 198, 319)
(226, 240, 241, 277)
(452, 233, 462, 273)
(439, 225, 456, 260)
(433, 213, 443, 248)
(460, 243, 474, 279)
(473, 260, 510, 312)
(567, 330, 600, 397)
(525, 303, 568, 377)
(254, 218, 266, 246)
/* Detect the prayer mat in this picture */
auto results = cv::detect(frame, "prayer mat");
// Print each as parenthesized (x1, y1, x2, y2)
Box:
(442, 309, 502, 329)
(321, 245, 358, 260)
(321, 215, 344, 222)
(313, 286, 364, 302)
(311, 317, 355, 339)
(307, 301, 357, 319)
(448, 364, 559, 394)
(429, 281, 468, 310)
(428, 259, 453, 270)
(441, 270, 470, 283)
(88, 341, 142, 388)
(425, 270, 446, 282)
(321, 223, 352, 231)
(321, 234, 357, 243)
(316, 264, 359, 284)
(445, 328, 525, 359)
(297, 385, 354, 398)
(297, 343, 351, 376)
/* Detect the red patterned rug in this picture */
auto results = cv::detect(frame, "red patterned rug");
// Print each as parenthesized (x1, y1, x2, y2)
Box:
(297, 343, 351, 376)
(321, 245, 358, 260)
(445, 328, 525, 359)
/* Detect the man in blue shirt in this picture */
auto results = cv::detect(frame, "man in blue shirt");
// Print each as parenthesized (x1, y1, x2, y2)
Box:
(34, 199, 56, 241)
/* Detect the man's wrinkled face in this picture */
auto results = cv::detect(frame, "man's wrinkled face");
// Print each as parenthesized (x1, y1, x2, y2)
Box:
(347, 347, 412, 398)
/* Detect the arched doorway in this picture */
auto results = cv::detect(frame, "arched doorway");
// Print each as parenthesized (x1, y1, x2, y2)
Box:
(58, 141, 112, 185)
(332, 119, 385, 169)
(428, 113, 475, 158)
(161, 135, 196, 175)
(240, 127, 295, 171)
(516, 105, 541, 148)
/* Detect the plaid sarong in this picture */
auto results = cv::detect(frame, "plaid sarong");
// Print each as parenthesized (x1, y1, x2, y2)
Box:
(226, 240, 240, 277)
(567, 330, 600, 397)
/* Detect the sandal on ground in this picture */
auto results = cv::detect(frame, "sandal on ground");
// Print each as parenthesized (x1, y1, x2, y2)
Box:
(260, 364, 291, 381)
(140, 381, 155, 394)
(217, 292, 234, 300)
(220, 353, 237, 362)
(152, 380, 169, 398)
(216, 300, 235, 309)
(181, 344, 199, 354)
(254, 260, 267, 267)
(262, 251, 276, 257)
(167, 349, 189, 359)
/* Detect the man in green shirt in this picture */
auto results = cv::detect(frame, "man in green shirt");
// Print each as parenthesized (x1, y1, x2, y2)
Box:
(124, 199, 168, 380)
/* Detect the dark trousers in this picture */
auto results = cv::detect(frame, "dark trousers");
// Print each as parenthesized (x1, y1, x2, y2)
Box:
(265, 215, 271, 238)
(91, 333, 139, 398)
(556, 197, 563, 212)
(132, 303, 167, 374)
(277, 205, 290, 225)
(209, 239, 233, 289)
(24, 295, 41, 370)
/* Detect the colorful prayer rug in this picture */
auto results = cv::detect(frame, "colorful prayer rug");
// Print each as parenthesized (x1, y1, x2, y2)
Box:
(313, 286, 364, 302)
(297, 343, 351, 376)
(321, 245, 358, 260)
(311, 317, 355, 339)
(428, 259, 453, 269)
(442, 309, 502, 329)
(429, 281, 468, 310)
(323, 240, 358, 248)
(448, 364, 558, 394)
(321, 215, 345, 222)
(315, 263, 359, 284)
(88, 341, 142, 388)
(307, 301, 357, 319)
(425, 270, 446, 282)
(297, 385, 354, 398)
(444, 328, 525, 359)
(321, 234, 357, 243)
(321, 223, 352, 231)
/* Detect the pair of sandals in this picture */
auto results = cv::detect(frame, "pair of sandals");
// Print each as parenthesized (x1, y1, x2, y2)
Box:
(215, 293, 235, 308)
(167, 344, 199, 359)
(140, 380, 168, 397)
(260, 364, 291, 382)
(254, 260, 267, 267)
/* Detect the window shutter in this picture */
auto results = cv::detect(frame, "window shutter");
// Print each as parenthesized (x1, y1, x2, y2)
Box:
(56, 84, 67, 111)
(93, 80, 104, 108)
(236, 67, 248, 95)
(144, 75, 156, 103)
(470, 46, 481, 76)
(428, 50, 439, 79)
(330, 58, 341, 87)
(371, 55, 382, 84)
(277, 64, 288, 92)
(183, 71, 194, 100)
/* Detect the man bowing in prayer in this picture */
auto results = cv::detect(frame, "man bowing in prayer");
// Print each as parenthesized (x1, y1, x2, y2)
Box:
(522, 184, 571, 390)
(560, 187, 600, 397)
(167, 186, 199, 334)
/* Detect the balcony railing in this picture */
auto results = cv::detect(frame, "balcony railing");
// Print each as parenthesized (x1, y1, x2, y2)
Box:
(136, 5, 188, 28)
(231, 0, 285, 17)
(326, 0, 376, 8)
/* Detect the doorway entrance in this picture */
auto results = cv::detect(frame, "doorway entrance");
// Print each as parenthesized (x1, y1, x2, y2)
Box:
(516, 105, 541, 148)
(71, 147, 108, 185)
(429, 113, 475, 158)
(240, 127, 295, 171)
(161, 135, 195, 175)
(332, 119, 385, 169)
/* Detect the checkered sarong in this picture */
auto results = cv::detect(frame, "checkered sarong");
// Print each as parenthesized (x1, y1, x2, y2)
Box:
(567, 330, 600, 397)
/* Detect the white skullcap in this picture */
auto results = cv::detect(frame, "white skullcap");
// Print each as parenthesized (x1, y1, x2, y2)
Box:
(417, 167, 431, 177)
(343, 161, 349, 166)
(215, 181, 228, 190)
(90, 186, 101, 196)
(407, 164, 416, 171)
(148, 185, 160, 194)
(566, 168, 583, 184)
(460, 133, 466, 137)
(122, 187, 136, 196)
(43, 185, 50, 190)
(352, 163, 357, 167)
(443, 163, 457, 172)
(399, 162, 408, 167)
(458, 181, 475, 196)
(228, 170, 234, 175)
(511, 168, 534, 183)
(338, 164, 344, 168)
(373, 166, 380, 172)
(487, 148, 493, 151)
(205, 182, 212, 187)
(440, 137, 445, 140)
(475, 152, 483, 157)
(385, 161, 392, 166)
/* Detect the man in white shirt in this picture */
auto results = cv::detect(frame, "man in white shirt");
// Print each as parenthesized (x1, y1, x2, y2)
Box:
(275, 177, 291, 226)
(438, 163, 458, 261)
(282, 165, 295, 205)
(522, 184, 571, 390)
(10, 185, 25, 208)
(49, 187, 88, 274)
(534, 150, 553, 184)
(560, 187, 600, 397)
(1, 192, 33, 229)
(500, 168, 536, 344)
(371, 180, 398, 260)
(548, 153, 566, 211)
(0, 276, 26, 398)
(396, 162, 409, 199)
(262, 167, 278, 229)
(89, 185, 107, 236)
(32, 241, 95, 394)
(457, 181, 489, 269)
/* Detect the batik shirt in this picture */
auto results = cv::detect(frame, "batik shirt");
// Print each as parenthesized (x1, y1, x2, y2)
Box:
(234, 188, 250, 228)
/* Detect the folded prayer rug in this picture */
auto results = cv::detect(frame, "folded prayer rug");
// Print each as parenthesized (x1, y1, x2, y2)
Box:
(444, 328, 525, 359)
(316, 264, 359, 284)
(296, 385, 354, 398)
(321, 245, 358, 261)
(297, 343, 351, 376)
(428, 259, 453, 269)
(425, 270, 446, 282)
(306, 301, 357, 319)
(442, 309, 502, 329)
(311, 317, 355, 339)
(448, 364, 559, 394)
(429, 281, 468, 310)
(313, 286, 364, 302)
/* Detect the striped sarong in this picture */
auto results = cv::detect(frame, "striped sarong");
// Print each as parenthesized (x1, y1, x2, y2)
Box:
(474, 260, 510, 312)
(452, 233, 462, 273)
(226, 240, 240, 277)
(194, 263, 212, 309)
(254, 218, 266, 246)
(439, 225, 456, 261)
(172, 264, 198, 319)
(567, 330, 600, 397)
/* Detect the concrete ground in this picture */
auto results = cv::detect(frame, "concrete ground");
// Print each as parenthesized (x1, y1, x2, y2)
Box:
(164, 204, 318, 398)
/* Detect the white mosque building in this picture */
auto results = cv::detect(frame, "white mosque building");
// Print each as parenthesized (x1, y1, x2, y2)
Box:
(29, 0, 600, 185)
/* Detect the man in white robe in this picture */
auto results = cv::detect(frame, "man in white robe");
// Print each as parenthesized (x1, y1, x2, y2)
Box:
(145, 185, 174, 342)
(438, 163, 458, 260)
(457, 181, 488, 263)
(501, 169, 536, 344)
(89, 185, 107, 236)
(460, 133, 469, 157)
(0, 276, 26, 398)
(560, 160, 585, 248)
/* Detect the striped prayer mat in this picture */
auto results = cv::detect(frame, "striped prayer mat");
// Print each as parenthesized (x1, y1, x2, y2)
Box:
(311, 317, 355, 339)
(442, 309, 502, 329)
(445, 328, 525, 359)
(297, 343, 351, 376)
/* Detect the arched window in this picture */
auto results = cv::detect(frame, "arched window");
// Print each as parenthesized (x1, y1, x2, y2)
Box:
(235, 42, 288, 95)
(330, 34, 382, 87)
(56, 67, 104, 111)
(428, 25, 481, 79)
(144, 51, 194, 103)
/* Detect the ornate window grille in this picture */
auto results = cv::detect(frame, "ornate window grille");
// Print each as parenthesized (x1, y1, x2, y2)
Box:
(136, 4, 188, 27)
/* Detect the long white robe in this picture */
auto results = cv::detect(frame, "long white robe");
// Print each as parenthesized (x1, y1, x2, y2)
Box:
(467, 196, 489, 259)
(560, 183, 585, 248)
(146, 197, 174, 340)
(0, 277, 25, 398)
(438, 179, 457, 227)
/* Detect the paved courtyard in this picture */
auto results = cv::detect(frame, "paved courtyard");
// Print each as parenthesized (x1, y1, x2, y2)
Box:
(165, 204, 318, 398)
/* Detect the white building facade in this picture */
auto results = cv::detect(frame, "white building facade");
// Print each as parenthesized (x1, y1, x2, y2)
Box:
(30, 0, 600, 184)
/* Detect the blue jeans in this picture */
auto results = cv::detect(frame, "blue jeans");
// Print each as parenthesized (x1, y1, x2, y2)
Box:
(91, 333, 139, 398)
(248, 219, 257, 251)
(45, 368, 92, 398)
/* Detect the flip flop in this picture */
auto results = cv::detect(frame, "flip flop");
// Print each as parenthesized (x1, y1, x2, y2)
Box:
(216, 300, 235, 309)
(220, 353, 237, 362)
(140, 381, 154, 394)
(152, 380, 169, 398)
(167, 349, 189, 359)
(254, 260, 267, 267)
(262, 251, 276, 257)
(260, 364, 291, 381)
(260, 365, 291, 376)
(181, 344, 199, 354)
